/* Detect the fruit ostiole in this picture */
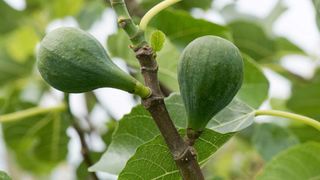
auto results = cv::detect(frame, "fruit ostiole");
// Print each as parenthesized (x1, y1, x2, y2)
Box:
(37, 27, 151, 98)
(178, 36, 244, 145)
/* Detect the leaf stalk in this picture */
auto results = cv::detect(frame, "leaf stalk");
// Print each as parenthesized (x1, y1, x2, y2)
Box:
(139, 0, 182, 30)
(255, 110, 320, 131)
(0, 104, 66, 123)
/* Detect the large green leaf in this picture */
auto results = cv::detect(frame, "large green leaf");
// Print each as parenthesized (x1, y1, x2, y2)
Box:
(229, 21, 304, 62)
(229, 21, 275, 61)
(0, 171, 11, 180)
(89, 104, 159, 174)
(207, 98, 255, 134)
(149, 9, 230, 47)
(252, 123, 299, 161)
(237, 55, 269, 108)
(118, 129, 233, 180)
(2, 111, 70, 173)
(107, 30, 180, 91)
(287, 69, 320, 119)
(257, 142, 320, 180)
(90, 94, 252, 174)
(89, 94, 183, 174)
(222, 1, 287, 36)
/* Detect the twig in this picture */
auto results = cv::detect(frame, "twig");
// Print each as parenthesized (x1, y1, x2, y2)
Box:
(64, 94, 99, 180)
(110, 0, 204, 179)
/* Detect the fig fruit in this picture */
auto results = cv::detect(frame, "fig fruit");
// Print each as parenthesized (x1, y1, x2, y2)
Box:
(37, 27, 150, 98)
(178, 36, 243, 131)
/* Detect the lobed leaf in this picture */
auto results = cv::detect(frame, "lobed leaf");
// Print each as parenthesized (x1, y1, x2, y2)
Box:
(207, 98, 255, 134)
(257, 142, 320, 180)
(229, 21, 304, 62)
(252, 123, 299, 161)
(118, 129, 233, 180)
(91, 94, 254, 175)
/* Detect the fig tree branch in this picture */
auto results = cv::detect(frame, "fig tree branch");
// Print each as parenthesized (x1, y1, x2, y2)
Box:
(110, 0, 204, 179)
(64, 94, 99, 180)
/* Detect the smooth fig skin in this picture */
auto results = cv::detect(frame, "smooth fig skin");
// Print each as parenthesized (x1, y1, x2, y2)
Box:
(178, 35, 243, 131)
(37, 27, 150, 98)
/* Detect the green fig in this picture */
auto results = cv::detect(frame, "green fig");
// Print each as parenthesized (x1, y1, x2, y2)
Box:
(178, 36, 243, 131)
(37, 27, 150, 98)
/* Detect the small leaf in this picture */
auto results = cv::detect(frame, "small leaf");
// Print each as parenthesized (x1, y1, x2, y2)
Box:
(0, 171, 11, 180)
(207, 98, 255, 134)
(107, 30, 180, 91)
(274, 37, 304, 56)
(257, 142, 320, 180)
(150, 30, 166, 52)
(252, 123, 299, 161)
(118, 129, 233, 180)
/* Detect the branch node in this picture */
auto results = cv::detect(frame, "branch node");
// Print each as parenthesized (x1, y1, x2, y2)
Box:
(118, 17, 129, 28)
(142, 96, 163, 109)
(141, 65, 158, 73)
(135, 45, 155, 60)
(186, 128, 203, 146)
(174, 146, 197, 164)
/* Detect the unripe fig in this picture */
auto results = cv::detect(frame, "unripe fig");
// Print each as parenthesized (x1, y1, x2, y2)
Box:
(178, 36, 243, 131)
(37, 27, 150, 98)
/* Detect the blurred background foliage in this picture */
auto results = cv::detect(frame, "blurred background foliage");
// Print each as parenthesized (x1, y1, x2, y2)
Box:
(0, 0, 319, 179)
